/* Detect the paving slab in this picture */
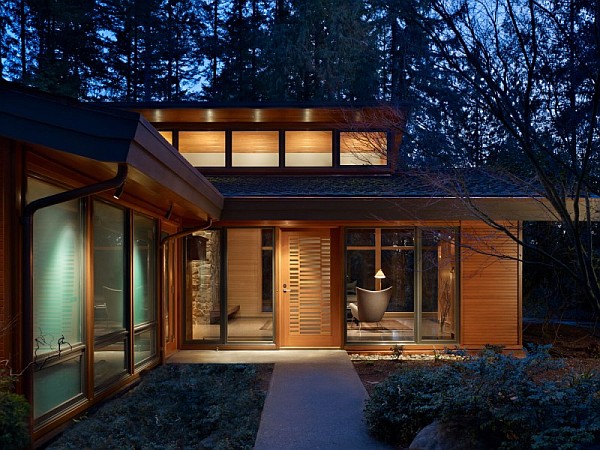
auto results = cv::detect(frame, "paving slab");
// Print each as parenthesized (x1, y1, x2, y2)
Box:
(169, 350, 391, 449)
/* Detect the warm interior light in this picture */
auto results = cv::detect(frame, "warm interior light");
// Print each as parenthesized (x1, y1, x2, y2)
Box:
(374, 269, 386, 279)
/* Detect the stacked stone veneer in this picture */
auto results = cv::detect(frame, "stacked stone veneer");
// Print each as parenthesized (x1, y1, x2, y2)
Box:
(188, 231, 221, 326)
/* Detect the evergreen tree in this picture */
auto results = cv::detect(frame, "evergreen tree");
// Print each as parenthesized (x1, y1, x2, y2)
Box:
(264, 0, 379, 101)
(26, 0, 103, 99)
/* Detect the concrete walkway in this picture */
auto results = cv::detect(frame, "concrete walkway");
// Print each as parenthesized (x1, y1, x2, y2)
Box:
(168, 350, 392, 449)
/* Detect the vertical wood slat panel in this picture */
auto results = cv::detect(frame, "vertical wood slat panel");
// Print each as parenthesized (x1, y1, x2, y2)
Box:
(461, 221, 520, 346)
(288, 235, 331, 336)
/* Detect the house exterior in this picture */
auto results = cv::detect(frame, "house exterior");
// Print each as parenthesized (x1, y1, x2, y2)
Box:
(0, 81, 579, 445)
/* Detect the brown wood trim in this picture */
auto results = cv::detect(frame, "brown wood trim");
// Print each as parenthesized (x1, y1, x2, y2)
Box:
(215, 220, 461, 228)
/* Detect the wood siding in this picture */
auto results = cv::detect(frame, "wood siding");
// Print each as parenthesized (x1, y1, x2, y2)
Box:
(460, 221, 521, 347)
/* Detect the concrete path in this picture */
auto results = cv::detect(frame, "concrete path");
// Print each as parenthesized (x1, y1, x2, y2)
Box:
(168, 350, 392, 449)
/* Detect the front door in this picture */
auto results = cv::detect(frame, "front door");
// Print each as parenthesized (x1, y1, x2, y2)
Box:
(280, 229, 340, 347)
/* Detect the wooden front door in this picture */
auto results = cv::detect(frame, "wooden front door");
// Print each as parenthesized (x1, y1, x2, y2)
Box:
(280, 229, 340, 347)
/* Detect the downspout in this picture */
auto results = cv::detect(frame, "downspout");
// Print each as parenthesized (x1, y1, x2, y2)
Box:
(21, 163, 128, 403)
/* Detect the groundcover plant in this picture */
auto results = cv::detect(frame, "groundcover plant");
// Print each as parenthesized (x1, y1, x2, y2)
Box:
(47, 364, 269, 450)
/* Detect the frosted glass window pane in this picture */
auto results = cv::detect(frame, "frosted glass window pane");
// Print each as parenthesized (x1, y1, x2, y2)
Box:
(179, 131, 225, 167)
(133, 214, 156, 325)
(31, 179, 83, 356)
(340, 132, 387, 166)
(34, 357, 82, 419)
(94, 340, 127, 388)
(285, 131, 332, 166)
(232, 131, 279, 167)
(93, 201, 126, 336)
(134, 328, 156, 365)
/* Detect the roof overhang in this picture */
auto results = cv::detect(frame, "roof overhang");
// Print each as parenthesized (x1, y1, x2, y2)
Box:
(219, 196, 597, 222)
(0, 82, 223, 222)
(111, 102, 408, 130)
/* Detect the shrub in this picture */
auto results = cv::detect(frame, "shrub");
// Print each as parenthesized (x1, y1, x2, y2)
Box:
(364, 364, 460, 446)
(365, 347, 600, 449)
(0, 368, 30, 450)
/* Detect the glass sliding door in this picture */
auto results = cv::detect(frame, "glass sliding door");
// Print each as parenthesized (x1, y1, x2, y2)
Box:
(226, 228, 274, 342)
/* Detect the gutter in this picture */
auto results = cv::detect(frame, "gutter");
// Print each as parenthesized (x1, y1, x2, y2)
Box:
(160, 219, 214, 248)
(21, 164, 128, 403)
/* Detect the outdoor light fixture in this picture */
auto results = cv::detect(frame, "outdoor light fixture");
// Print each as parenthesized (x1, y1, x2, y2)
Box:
(113, 184, 124, 200)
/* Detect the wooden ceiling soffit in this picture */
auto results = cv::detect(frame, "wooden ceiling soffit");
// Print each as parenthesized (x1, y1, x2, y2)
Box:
(132, 106, 407, 128)
(219, 197, 567, 222)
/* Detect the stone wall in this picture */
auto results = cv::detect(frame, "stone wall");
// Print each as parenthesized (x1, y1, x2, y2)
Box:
(188, 230, 220, 326)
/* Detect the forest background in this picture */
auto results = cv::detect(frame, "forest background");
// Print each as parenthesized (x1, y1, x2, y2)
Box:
(1, 0, 599, 321)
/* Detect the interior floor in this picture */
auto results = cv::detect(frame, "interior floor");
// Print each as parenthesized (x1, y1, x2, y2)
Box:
(190, 315, 454, 343)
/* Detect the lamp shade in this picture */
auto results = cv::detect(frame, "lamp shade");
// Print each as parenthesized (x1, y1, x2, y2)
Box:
(374, 269, 386, 279)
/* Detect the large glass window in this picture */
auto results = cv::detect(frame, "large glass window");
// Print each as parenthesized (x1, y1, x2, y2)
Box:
(285, 131, 332, 166)
(30, 178, 85, 420)
(33, 356, 83, 420)
(179, 131, 226, 167)
(133, 213, 156, 325)
(232, 131, 279, 167)
(340, 131, 388, 166)
(345, 227, 457, 344)
(93, 202, 126, 336)
(94, 340, 127, 387)
(421, 229, 457, 341)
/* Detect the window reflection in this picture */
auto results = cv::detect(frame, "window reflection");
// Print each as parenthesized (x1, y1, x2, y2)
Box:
(340, 131, 387, 166)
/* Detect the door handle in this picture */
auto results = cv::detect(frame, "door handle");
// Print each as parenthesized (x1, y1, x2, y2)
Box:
(283, 283, 289, 293)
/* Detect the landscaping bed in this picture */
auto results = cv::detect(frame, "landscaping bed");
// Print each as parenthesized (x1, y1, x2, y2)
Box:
(46, 363, 273, 450)
(353, 323, 600, 449)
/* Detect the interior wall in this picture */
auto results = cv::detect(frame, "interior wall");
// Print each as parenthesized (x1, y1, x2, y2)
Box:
(227, 229, 264, 317)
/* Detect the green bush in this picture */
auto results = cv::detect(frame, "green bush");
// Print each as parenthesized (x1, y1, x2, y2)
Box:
(0, 375, 30, 450)
(364, 364, 461, 445)
(365, 346, 600, 449)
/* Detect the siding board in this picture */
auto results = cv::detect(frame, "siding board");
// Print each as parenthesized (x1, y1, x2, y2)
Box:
(461, 221, 520, 346)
